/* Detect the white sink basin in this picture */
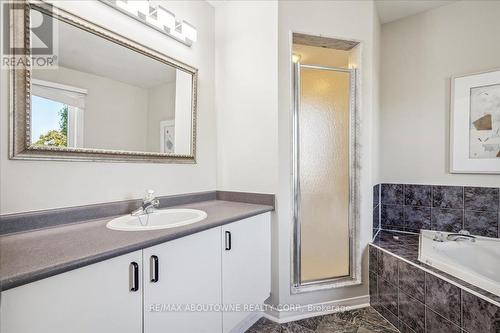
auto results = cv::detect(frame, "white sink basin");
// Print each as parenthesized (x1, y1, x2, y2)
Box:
(106, 209, 207, 231)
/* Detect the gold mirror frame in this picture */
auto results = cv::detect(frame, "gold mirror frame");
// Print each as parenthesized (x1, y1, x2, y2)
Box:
(9, 1, 198, 163)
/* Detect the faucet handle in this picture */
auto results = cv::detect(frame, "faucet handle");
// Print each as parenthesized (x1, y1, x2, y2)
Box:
(433, 232, 445, 242)
(143, 190, 156, 205)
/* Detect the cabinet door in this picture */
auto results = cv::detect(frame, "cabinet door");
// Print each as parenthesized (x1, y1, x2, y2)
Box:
(0, 250, 143, 333)
(143, 227, 222, 333)
(222, 213, 271, 333)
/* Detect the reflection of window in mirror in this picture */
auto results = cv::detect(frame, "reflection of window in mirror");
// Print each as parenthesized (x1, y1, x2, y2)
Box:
(31, 79, 86, 148)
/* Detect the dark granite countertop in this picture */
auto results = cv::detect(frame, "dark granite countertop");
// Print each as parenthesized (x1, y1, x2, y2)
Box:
(0, 200, 273, 291)
(371, 230, 500, 305)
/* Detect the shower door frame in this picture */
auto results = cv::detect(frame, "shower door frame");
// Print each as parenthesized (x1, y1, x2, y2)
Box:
(292, 61, 360, 293)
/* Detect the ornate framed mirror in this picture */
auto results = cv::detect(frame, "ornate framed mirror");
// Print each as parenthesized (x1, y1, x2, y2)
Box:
(8, 1, 198, 163)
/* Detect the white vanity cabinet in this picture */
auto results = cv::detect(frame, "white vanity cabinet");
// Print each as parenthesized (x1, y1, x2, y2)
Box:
(142, 213, 271, 333)
(142, 227, 223, 333)
(221, 214, 271, 333)
(0, 212, 271, 333)
(0, 250, 143, 333)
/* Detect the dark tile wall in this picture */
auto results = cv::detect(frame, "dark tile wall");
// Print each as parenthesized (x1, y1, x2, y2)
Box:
(373, 184, 380, 237)
(369, 245, 500, 333)
(374, 183, 500, 238)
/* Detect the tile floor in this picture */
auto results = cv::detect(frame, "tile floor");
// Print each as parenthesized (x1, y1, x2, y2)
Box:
(245, 307, 399, 333)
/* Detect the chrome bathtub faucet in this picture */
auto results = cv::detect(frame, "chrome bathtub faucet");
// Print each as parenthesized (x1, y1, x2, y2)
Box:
(131, 190, 160, 216)
(446, 230, 476, 242)
(433, 232, 445, 242)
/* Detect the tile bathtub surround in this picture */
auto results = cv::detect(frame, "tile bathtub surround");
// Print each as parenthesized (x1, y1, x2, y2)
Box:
(425, 273, 461, 325)
(404, 206, 431, 233)
(462, 290, 500, 333)
(375, 183, 500, 238)
(405, 184, 432, 207)
(399, 291, 425, 333)
(432, 186, 463, 209)
(381, 205, 404, 230)
(369, 244, 500, 333)
(372, 230, 500, 305)
(398, 259, 424, 303)
(381, 184, 404, 205)
(464, 187, 499, 211)
(464, 210, 498, 238)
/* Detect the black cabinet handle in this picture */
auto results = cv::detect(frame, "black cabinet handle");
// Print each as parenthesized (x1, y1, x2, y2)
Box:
(129, 262, 139, 292)
(150, 255, 159, 283)
(225, 231, 231, 251)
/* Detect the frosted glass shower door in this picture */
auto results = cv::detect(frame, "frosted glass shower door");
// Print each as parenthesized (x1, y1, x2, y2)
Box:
(298, 66, 351, 283)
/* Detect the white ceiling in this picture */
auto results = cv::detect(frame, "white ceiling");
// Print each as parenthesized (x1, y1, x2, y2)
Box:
(375, 0, 457, 24)
(207, 1, 457, 24)
(52, 11, 176, 89)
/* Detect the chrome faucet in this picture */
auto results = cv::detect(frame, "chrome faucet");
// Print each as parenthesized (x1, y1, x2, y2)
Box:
(446, 230, 476, 242)
(131, 190, 160, 216)
(433, 231, 445, 242)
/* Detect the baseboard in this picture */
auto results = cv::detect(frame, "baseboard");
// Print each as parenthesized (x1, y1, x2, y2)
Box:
(228, 312, 263, 333)
(263, 295, 370, 324)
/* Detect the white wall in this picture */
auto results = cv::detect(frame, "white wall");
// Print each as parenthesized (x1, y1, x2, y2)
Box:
(0, 0, 215, 214)
(147, 82, 176, 152)
(214, 0, 380, 313)
(372, 9, 381, 186)
(380, 0, 500, 186)
(276, 0, 379, 310)
(215, 1, 279, 194)
(174, 70, 193, 155)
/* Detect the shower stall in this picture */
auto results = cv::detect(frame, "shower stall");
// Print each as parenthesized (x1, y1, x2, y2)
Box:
(292, 34, 360, 292)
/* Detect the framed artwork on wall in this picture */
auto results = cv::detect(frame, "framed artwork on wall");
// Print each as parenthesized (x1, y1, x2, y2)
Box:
(160, 120, 175, 154)
(450, 68, 500, 173)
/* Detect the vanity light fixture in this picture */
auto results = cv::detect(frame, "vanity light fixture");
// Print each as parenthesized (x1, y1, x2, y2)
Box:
(292, 53, 302, 63)
(101, 0, 198, 46)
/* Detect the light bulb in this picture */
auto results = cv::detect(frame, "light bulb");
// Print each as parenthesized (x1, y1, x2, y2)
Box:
(129, 1, 150, 16)
(292, 53, 302, 63)
(157, 6, 175, 30)
(182, 21, 197, 43)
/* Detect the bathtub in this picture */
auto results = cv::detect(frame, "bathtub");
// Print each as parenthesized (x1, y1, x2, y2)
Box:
(418, 230, 500, 297)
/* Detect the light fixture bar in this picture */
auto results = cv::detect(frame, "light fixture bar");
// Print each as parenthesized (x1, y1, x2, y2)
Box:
(100, 0, 198, 47)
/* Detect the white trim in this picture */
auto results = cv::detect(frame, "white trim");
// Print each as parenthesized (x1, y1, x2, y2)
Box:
(380, 228, 419, 236)
(228, 312, 263, 333)
(263, 295, 370, 324)
(370, 243, 500, 307)
(66, 106, 82, 148)
(32, 79, 88, 95)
